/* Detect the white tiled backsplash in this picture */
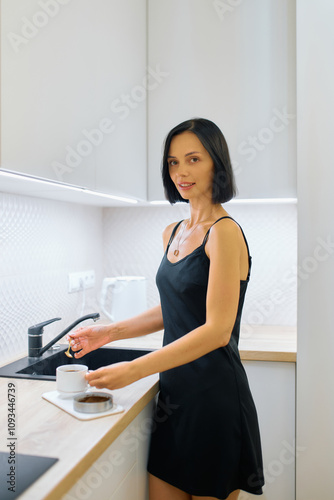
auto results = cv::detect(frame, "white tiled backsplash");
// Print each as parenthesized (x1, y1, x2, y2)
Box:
(0, 192, 104, 364)
(0, 192, 296, 364)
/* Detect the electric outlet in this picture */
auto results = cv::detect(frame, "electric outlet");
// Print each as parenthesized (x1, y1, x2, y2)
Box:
(68, 270, 95, 293)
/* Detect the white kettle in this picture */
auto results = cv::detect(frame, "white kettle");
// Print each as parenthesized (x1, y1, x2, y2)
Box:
(100, 276, 147, 322)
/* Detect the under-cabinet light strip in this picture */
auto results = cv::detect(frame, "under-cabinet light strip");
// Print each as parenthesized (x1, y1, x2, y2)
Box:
(228, 197, 297, 204)
(0, 170, 138, 204)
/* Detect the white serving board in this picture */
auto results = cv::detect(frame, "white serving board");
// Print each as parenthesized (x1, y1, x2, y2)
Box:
(42, 390, 124, 421)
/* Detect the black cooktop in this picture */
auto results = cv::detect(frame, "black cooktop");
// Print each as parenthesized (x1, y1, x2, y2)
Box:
(0, 452, 58, 500)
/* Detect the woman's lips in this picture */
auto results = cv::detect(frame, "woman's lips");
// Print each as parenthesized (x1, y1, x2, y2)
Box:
(178, 183, 195, 191)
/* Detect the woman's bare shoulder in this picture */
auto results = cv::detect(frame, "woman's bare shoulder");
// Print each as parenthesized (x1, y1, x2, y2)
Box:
(205, 217, 242, 255)
(211, 217, 241, 237)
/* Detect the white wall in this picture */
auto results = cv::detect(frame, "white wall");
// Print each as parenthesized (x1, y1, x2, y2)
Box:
(296, 0, 334, 497)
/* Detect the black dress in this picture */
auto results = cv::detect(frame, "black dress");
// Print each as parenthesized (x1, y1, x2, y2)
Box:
(147, 217, 265, 499)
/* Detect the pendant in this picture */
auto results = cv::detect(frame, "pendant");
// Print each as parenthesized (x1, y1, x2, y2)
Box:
(174, 249, 179, 256)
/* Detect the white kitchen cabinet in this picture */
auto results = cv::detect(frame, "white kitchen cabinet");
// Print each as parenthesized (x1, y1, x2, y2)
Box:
(62, 399, 154, 500)
(1, 0, 147, 200)
(109, 463, 137, 500)
(241, 361, 296, 500)
(1, 1, 296, 205)
(148, 0, 296, 201)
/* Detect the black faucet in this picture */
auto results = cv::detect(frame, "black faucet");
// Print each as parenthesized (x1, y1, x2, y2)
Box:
(28, 313, 100, 357)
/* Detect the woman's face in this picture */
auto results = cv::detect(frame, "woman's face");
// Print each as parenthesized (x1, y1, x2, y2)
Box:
(168, 132, 214, 202)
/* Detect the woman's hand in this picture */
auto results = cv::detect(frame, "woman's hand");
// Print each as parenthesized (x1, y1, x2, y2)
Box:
(66, 324, 112, 358)
(86, 361, 139, 390)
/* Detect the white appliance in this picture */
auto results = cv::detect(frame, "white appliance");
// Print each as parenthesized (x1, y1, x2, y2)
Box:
(100, 276, 147, 322)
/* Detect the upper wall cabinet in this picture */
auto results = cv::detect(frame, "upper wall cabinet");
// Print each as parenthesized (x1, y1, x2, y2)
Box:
(1, 0, 147, 201)
(148, 0, 297, 201)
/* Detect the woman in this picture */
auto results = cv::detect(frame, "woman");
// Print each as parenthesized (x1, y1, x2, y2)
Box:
(68, 118, 265, 500)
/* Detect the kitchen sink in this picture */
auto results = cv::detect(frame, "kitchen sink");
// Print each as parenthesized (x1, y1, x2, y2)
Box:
(0, 346, 154, 381)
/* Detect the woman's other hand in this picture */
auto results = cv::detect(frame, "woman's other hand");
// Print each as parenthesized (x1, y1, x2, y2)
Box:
(86, 361, 139, 390)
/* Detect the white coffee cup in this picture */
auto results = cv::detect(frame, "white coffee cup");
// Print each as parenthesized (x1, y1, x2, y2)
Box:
(56, 364, 88, 393)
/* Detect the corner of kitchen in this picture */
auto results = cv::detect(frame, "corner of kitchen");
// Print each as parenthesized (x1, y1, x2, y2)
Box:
(1, 1, 333, 500)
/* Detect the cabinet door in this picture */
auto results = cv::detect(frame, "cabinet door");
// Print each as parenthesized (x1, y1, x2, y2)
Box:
(148, 0, 296, 201)
(62, 401, 154, 500)
(1, 0, 146, 200)
(242, 361, 296, 500)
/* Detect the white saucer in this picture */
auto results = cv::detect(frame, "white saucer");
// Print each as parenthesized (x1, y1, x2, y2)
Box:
(42, 390, 124, 420)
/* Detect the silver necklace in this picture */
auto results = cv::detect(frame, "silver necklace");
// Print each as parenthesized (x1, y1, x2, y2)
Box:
(173, 218, 211, 256)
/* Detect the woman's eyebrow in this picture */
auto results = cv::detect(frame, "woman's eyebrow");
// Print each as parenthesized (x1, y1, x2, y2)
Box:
(185, 151, 201, 156)
(167, 151, 202, 158)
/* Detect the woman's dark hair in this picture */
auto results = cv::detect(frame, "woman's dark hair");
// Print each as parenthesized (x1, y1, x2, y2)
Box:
(162, 118, 236, 204)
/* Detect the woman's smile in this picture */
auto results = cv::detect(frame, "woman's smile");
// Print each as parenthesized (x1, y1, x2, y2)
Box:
(178, 182, 196, 191)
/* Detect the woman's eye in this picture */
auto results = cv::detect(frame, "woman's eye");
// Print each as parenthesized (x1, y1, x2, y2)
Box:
(190, 157, 199, 163)
(169, 160, 177, 167)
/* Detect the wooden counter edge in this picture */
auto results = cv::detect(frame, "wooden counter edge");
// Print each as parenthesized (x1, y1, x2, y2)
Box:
(41, 380, 159, 500)
(240, 350, 296, 362)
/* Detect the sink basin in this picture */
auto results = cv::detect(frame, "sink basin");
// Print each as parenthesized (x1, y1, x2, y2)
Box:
(0, 346, 154, 381)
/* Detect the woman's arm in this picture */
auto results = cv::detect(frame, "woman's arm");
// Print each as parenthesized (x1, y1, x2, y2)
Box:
(86, 219, 243, 389)
(109, 305, 164, 341)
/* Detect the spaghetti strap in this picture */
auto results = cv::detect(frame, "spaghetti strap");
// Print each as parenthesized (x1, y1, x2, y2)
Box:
(202, 216, 233, 246)
(202, 216, 252, 280)
(166, 220, 184, 252)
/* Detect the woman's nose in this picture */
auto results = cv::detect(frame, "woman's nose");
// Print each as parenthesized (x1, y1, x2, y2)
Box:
(177, 162, 189, 176)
